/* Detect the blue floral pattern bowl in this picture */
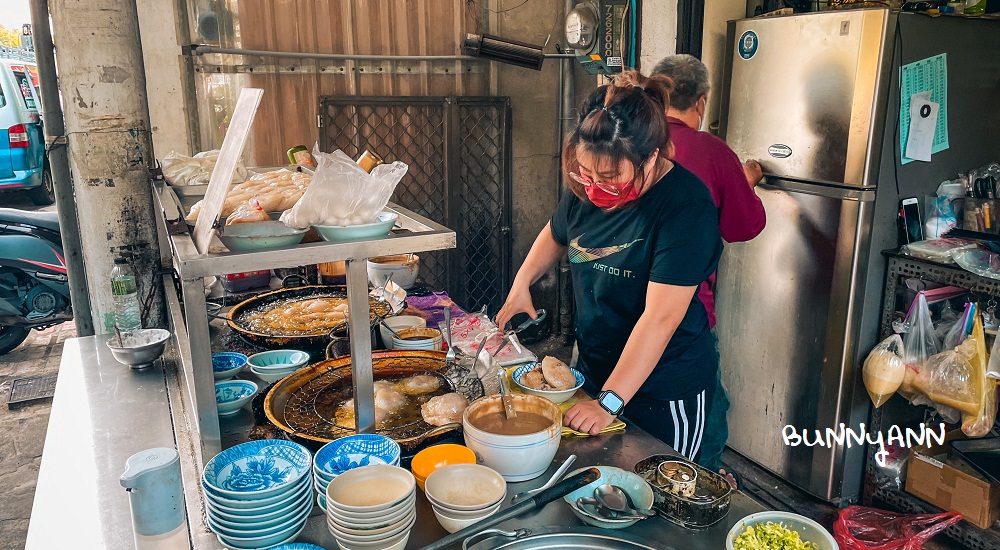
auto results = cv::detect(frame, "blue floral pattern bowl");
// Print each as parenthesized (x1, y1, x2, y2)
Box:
(203, 440, 312, 500)
(314, 434, 401, 479)
(512, 363, 585, 404)
(213, 352, 248, 381)
(247, 350, 310, 371)
(214, 380, 257, 417)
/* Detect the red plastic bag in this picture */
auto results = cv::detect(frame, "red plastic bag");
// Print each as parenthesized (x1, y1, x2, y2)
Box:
(834, 506, 961, 549)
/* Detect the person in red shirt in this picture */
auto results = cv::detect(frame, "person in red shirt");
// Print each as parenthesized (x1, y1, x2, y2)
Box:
(651, 54, 766, 483)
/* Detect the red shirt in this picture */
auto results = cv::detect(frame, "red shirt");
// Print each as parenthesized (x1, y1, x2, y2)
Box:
(665, 117, 766, 328)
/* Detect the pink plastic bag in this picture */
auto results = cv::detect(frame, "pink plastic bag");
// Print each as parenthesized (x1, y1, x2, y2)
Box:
(834, 506, 961, 550)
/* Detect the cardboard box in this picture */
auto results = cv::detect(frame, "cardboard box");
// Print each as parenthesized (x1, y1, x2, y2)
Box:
(905, 430, 1000, 529)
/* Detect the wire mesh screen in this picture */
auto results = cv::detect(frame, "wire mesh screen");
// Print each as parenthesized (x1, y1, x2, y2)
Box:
(319, 97, 512, 314)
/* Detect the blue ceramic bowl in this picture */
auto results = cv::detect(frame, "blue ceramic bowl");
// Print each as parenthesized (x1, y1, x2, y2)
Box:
(215, 380, 258, 417)
(213, 352, 248, 381)
(216, 221, 308, 252)
(207, 490, 313, 533)
(562, 466, 655, 530)
(511, 363, 585, 404)
(213, 515, 309, 550)
(207, 485, 312, 523)
(204, 475, 311, 512)
(313, 212, 398, 242)
(247, 349, 310, 371)
(202, 440, 312, 501)
(273, 544, 326, 550)
(314, 434, 401, 479)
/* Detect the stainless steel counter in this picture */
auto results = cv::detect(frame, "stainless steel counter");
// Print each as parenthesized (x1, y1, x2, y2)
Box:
(218, 402, 766, 549)
(25, 336, 177, 549)
(27, 334, 766, 549)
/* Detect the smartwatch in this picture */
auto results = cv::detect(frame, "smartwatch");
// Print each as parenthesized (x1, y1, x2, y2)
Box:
(597, 389, 625, 416)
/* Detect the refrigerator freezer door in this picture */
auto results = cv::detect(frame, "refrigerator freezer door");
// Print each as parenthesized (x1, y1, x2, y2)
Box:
(715, 180, 874, 500)
(723, 9, 888, 187)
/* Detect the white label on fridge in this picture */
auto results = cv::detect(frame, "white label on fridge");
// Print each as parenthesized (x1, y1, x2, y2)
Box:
(904, 91, 938, 163)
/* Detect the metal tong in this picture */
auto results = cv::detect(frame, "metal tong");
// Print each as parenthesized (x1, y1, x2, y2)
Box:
(492, 309, 547, 358)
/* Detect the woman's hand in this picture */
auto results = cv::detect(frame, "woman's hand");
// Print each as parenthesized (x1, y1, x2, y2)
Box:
(564, 400, 616, 435)
(495, 285, 537, 331)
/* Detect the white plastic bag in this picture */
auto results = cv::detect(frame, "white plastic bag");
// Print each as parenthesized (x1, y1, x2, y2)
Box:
(281, 146, 407, 229)
(162, 149, 248, 186)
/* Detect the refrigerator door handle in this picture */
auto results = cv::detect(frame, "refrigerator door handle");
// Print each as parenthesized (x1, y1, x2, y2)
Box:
(760, 178, 876, 202)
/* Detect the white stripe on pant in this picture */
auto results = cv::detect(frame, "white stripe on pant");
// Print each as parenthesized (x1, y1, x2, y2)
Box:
(667, 391, 706, 461)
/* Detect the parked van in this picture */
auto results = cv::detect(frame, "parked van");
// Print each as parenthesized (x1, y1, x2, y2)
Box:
(0, 60, 52, 205)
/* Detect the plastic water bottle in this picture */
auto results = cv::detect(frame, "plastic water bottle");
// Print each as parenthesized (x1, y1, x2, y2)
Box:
(111, 258, 142, 332)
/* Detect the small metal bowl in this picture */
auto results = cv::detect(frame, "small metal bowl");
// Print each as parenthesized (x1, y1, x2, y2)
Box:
(106, 328, 171, 369)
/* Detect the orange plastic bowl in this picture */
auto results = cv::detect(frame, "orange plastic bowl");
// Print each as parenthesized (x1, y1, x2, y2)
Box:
(411, 444, 478, 491)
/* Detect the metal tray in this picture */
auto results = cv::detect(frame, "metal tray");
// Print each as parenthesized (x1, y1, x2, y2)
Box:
(633, 455, 731, 530)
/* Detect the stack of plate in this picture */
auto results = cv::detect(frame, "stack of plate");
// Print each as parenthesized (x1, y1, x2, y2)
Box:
(424, 464, 507, 533)
(313, 434, 401, 510)
(247, 350, 310, 384)
(202, 440, 314, 549)
(324, 465, 417, 550)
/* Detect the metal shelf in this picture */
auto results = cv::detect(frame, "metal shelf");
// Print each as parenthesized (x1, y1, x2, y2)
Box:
(865, 251, 1000, 548)
(151, 178, 456, 465)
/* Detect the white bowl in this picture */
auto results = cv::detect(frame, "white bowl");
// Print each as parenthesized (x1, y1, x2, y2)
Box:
(429, 498, 503, 519)
(462, 394, 563, 482)
(334, 531, 410, 550)
(367, 254, 420, 290)
(329, 512, 416, 544)
(424, 464, 507, 511)
(726, 511, 838, 550)
(511, 363, 585, 405)
(326, 465, 416, 513)
(327, 495, 414, 528)
(431, 505, 498, 534)
(328, 508, 415, 537)
(379, 316, 426, 349)
(249, 365, 297, 384)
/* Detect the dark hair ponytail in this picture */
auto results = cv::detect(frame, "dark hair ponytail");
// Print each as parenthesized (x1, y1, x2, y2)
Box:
(563, 70, 674, 205)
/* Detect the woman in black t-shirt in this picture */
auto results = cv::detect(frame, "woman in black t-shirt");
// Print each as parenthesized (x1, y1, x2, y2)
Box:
(496, 71, 723, 462)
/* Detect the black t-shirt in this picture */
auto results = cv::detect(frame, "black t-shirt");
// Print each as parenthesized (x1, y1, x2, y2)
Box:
(550, 163, 723, 401)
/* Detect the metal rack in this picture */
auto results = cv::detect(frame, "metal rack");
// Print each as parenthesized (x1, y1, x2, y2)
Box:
(866, 252, 1000, 549)
(150, 176, 456, 464)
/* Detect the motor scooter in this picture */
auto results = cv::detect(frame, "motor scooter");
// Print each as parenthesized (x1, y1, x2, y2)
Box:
(0, 208, 72, 354)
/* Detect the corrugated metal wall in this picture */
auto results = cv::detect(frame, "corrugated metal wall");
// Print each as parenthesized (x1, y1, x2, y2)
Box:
(188, 0, 491, 165)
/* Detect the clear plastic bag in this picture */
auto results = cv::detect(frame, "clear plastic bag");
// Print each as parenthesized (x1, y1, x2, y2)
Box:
(924, 195, 956, 240)
(961, 313, 997, 436)
(900, 292, 938, 398)
(281, 145, 407, 229)
(913, 342, 979, 415)
(225, 198, 269, 225)
(162, 149, 248, 186)
(986, 318, 1000, 381)
(833, 506, 962, 550)
(863, 335, 906, 408)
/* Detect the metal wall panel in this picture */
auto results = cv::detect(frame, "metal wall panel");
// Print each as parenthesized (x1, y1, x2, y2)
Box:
(319, 96, 512, 312)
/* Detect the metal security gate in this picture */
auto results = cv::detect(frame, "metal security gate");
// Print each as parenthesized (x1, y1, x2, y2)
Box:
(319, 96, 512, 314)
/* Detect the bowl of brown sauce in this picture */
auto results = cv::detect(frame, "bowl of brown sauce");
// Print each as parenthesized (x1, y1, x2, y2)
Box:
(462, 394, 562, 482)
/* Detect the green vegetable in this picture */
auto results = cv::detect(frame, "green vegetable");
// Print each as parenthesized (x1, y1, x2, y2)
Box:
(732, 521, 820, 550)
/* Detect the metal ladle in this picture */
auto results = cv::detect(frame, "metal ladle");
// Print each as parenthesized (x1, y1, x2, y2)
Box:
(594, 484, 655, 517)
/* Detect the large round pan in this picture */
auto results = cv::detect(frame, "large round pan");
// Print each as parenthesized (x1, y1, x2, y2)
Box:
(264, 350, 480, 450)
(227, 285, 393, 349)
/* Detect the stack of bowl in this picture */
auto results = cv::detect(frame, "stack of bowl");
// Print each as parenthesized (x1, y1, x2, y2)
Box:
(423, 464, 507, 533)
(324, 465, 417, 550)
(247, 350, 310, 384)
(410, 444, 478, 491)
(213, 352, 248, 381)
(390, 327, 442, 351)
(379, 315, 426, 349)
(202, 440, 314, 549)
(313, 434, 401, 509)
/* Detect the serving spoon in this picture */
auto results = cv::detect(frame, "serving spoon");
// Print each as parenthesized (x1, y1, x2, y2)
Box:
(594, 484, 655, 517)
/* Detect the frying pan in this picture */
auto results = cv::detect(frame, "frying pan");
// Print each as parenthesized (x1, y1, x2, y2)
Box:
(226, 285, 393, 349)
(263, 350, 483, 449)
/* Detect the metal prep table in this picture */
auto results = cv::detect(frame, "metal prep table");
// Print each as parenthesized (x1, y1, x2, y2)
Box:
(27, 334, 767, 549)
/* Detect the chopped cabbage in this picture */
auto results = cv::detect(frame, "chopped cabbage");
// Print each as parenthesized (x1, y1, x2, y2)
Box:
(732, 521, 820, 550)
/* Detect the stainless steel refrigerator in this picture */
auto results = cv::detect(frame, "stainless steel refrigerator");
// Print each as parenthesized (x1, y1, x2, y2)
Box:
(716, 8, 1000, 503)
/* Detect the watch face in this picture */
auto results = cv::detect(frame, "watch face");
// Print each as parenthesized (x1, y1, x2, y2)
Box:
(566, 13, 582, 45)
(601, 391, 624, 414)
